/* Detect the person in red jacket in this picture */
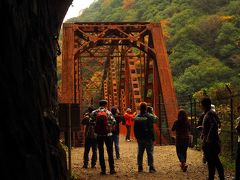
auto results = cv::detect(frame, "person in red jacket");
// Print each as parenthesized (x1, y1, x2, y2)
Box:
(124, 108, 136, 141)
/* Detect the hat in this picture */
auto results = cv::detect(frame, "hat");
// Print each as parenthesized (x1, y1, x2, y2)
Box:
(126, 108, 131, 112)
(99, 99, 108, 106)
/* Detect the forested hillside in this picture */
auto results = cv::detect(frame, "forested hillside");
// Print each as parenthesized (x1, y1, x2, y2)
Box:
(67, 0, 240, 98)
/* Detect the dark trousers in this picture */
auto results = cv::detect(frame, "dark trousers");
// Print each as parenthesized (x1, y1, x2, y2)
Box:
(97, 135, 115, 172)
(203, 143, 224, 180)
(176, 143, 188, 163)
(236, 142, 240, 180)
(126, 125, 131, 140)
(113, 134, 120, 158)
(137, 139, 154, 166)
(83, 138, 97, 167)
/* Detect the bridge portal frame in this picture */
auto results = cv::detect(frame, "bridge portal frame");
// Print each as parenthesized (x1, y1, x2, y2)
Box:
(61, 22, 178, 144)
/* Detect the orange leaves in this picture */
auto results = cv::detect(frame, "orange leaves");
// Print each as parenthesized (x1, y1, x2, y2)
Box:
(160, 19, 169, 27)
(218, 15, 234, 21)
(123, 0, 135, 9)
(160, 19, 170, 40)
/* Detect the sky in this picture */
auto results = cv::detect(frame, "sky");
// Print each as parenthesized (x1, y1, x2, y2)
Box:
(63, 0, 95, 22)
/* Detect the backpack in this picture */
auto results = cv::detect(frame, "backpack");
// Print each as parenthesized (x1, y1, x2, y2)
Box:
(95, 110, 109, 135)
(134, 113, 154, 141)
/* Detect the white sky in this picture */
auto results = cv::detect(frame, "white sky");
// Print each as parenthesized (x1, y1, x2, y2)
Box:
(63, 0, 95, 22)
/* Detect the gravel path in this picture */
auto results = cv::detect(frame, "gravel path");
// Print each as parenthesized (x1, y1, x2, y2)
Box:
(71, 136, 233, 180)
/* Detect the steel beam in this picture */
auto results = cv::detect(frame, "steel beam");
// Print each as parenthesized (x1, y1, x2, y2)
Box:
(61, 22, 178, 144)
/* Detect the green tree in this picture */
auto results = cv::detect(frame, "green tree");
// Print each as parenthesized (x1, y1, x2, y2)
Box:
(64, 0, 240, 98)
(192, 0, 230, 14)
(175, 58, 233, 95)
(216, 19, 240, 68)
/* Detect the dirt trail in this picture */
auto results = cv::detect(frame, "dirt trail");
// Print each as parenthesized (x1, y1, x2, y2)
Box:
(71, 136, 233, 180)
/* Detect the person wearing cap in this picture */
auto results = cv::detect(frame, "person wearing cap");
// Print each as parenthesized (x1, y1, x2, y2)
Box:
(134, 102, 156, 173)
(124, 108, 136, 141)
(91, 100, 116, 175)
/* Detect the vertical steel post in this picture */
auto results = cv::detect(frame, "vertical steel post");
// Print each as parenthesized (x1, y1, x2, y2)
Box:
(189, 95, 193, 146)
(68, 104, 72, 178)
(159, 94, 162, 145)
(230, 96, 234, 157)
(189, 95, 193, 121)
(226, 84, 234, 158)
(193, 98, 197, 145)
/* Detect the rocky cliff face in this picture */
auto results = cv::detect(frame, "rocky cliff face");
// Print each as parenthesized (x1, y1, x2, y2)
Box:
(0, 1, 72, 179)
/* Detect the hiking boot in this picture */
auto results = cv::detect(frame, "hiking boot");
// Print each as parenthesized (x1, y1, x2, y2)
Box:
(138, 165, 143, 172)
(110, 169, 116, 174)
(100, 171, 106, 175)
(183, 164, 188, 172)
(180, 162, 188, 172)
(180, 162, 184, 170)
(149, 166, 156, 173)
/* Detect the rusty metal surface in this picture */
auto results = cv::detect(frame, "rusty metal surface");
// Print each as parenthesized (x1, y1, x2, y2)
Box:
(62, 23, 75, 103)
(61, 22, 178, 144)
(151, 24, 178, 143)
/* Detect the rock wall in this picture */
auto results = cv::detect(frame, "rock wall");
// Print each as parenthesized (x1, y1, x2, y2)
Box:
(0, 0, 72, 179)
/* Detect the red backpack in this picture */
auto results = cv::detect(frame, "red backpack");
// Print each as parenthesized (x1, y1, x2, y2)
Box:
(95, 110, 109, 135)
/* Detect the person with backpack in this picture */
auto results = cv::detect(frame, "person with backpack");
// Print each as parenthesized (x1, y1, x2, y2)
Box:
(171, 109, 191, 172)
(200, 97, 224, 180)
(81, 106, 97, 169)
(124, 108, 136, 141)
(111, 106, 124, 159)
(91, 100, 116, 175)
(134, 102, 156, 173)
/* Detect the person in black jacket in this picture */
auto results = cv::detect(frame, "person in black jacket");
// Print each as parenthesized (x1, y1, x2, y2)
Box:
(134, 102, 156, 173)
(81, 106, 97, 169)
(200, 97, 224, 180)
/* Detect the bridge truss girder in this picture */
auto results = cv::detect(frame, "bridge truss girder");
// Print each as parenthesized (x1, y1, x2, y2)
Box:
(61, 22, 178, 144)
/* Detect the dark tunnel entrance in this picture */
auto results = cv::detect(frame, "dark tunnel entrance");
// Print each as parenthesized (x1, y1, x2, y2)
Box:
(1, 1, 73, 180)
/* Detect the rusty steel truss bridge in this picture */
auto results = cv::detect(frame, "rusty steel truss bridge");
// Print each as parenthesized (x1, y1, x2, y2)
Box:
(60, 22, 178, 145)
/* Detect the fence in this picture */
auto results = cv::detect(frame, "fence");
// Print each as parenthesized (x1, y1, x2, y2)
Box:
(178, 93, 240, 159)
